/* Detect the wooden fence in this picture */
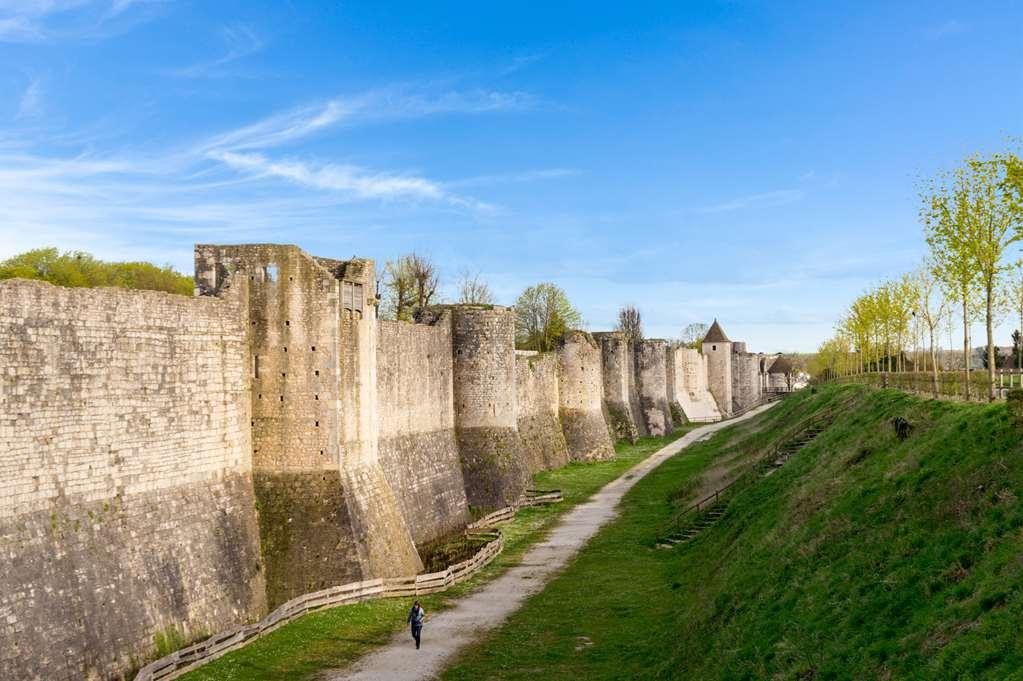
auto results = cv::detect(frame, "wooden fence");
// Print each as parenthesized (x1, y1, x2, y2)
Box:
(133, 489, 563, 681)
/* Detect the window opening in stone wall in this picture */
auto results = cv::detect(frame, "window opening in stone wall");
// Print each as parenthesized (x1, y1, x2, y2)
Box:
(315, 420, 319, 427)
(264, 265, 277, 282)
(315, 370, 319, 376)
(283, 346, 287, 352)
(311, 345, 316, 351)
(285, 320, 290, 326)
(712, 345, 717, 351)
(253, 355, 260, 378)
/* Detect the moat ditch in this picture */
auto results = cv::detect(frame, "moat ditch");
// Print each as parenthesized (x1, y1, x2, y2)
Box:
(417, 533, 490, 573)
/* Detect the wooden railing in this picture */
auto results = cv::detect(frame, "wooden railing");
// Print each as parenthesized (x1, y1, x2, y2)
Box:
(133, 489, 563, 681)
(659, 400, 840, 540)
(830, 370, 1022, 402)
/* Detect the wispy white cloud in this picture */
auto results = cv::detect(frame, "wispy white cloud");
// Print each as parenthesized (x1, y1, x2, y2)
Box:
(701, 189, 804, 214)
(0, 0, 166, 42)
(497, 50, 549, 77)
(0, 80, 539, 263)
(208, 150, 493, 210)
(922, 19, 965, 40)
(197, 87, 534, 153)
(166, 23, 264, 78)
(16, 77, 44, 118)
(445, 167, 577, 189)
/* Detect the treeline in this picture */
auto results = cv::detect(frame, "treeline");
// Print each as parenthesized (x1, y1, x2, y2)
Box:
(379, 252, 716, 354)
(813, 149, 1023, 400)
(0, 248, 193, 296)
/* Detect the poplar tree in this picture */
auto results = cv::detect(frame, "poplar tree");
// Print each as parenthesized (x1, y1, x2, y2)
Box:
(913, 263, 949, 395)
(923, 166, 983, 399)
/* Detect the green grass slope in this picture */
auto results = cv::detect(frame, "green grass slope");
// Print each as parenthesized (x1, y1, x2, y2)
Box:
(443, 385, 1023, 681)
(174, 430, 690, 681)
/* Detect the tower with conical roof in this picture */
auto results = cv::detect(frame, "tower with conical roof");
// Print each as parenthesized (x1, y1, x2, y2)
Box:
(702, 319, 733, 416)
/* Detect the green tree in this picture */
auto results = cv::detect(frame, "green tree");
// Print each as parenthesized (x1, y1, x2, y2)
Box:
(381, 252, 440, 321)
(913, 263, 949, 395)
(926, 156, 1022, 400)
(923, 165, 984, 399)
(513, 282, 582, 352)
(0, 247, 192, 295)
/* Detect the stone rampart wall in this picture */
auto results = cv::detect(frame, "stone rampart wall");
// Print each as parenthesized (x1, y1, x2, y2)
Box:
(515, 352, 570, 473)
(636, 339, 674, 436)
(557, 331, 615, 461)
(731, 349, 763, 414)
(673, 347, 722, 421)
(0, 242, 774, 681)
(451, 306, 528, 509)
(0, 279, 264, 681)
(377, 316, 469, 544)
(593, 332, 642, 442)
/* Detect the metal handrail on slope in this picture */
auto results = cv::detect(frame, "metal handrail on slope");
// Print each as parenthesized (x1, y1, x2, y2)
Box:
(658, 400, 847, 540)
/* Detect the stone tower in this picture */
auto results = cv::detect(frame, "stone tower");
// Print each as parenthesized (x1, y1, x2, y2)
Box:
(193, 244, 422, 607)
(635, 338, 674, 436)
(557, 331, 616, 460)
(450, 305, 529, 509)
(593, 331, 643, 442)
(703, 319, 733, 417)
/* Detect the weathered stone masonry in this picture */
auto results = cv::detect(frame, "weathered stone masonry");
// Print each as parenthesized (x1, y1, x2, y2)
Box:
(0, 279, 264, 681)
(451, 306, 529, 509)
(194, 244, 422, 609)
(515, 351, 569, 473)
(0, 244, 772, 681)
(377, 313, 469, 545)
(557, 331, 615, 461)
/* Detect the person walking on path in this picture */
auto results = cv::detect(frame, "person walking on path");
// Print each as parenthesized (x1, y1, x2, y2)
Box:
(407, 601, 426, 649)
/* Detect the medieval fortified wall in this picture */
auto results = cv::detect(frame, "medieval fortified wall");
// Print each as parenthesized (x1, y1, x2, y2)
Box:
(0, 244, 772, 681)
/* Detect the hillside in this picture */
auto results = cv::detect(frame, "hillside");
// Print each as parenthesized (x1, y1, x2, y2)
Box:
(442, 385, 1023, 680)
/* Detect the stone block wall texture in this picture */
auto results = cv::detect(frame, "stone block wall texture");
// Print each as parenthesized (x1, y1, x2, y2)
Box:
(673, 347, 722, 421)
(0, 279, 265, 681)
(451, 306, 529, 509)
(664, 344, 685, 426)
(515, 352, 570, 473)
(557, 331, 616, 460)
(731, 347, 763, 414)
(195, 245, 420, 609)
(593, 332, 642, 442)
(377, 315, 469, 544)
(635, 339, 674, 436)
(703, 338, 733, 417)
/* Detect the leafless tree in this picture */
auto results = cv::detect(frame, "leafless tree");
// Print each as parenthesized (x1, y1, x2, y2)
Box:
(680, 322, 709, 348)
(457, 269, 495, 305)
(407, 252, 439, 320)
(616, 305, 643, 344)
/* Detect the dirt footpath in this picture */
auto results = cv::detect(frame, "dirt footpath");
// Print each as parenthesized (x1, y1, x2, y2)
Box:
(324, 403, 775, 681)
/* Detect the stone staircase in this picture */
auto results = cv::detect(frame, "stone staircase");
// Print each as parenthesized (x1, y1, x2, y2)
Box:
(762, 422, 826, 475)
(657, 415, 831, 549)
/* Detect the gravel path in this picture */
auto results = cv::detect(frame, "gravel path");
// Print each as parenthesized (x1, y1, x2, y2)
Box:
(324, 404, 775, 681)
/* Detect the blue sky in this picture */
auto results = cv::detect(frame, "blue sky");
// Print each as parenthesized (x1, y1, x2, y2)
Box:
(2, 1, 1021, 351)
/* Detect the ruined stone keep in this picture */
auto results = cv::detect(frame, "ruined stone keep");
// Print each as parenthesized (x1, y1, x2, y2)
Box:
(0, 244, 771, 681)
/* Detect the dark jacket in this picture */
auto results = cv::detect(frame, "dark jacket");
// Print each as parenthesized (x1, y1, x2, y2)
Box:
(407, 605, 425, 626)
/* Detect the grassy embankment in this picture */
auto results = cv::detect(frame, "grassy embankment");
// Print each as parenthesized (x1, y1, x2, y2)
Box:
(443, 385, 1023, 681)
(176, 428, 693, 681)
